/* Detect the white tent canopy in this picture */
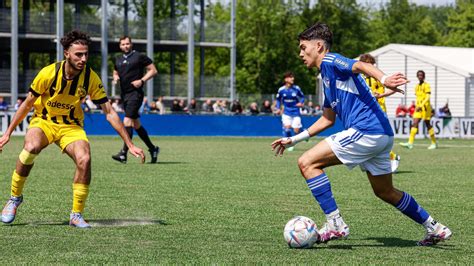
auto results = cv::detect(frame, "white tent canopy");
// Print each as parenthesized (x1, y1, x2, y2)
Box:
(365, 44, 474, 117)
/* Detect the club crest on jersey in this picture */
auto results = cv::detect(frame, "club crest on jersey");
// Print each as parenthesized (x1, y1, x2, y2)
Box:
(77, 86, 87, 98)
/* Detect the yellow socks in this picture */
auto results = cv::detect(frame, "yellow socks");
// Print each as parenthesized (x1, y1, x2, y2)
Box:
(390, 151, 396, 160)
(428, 128, 436, 144)
(408, 127, 418, 144)
(11, 170, 27, 197)
(72, 183, 89, 213)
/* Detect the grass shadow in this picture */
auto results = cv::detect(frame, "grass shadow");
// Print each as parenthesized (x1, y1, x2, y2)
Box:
(393, 170, 415, 174)
(3, 219, 168, 227)
(148, 161, 188, 165)
(314, 237, 456, 250)
(88, 218, 168, 227)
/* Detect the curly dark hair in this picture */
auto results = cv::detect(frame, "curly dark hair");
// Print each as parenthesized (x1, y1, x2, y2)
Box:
(60, 30, 91, 50)
(298, 22, 333, 50)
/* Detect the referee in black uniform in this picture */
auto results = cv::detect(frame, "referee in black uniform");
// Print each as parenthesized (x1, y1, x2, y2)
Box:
(112, 36, 160, 163)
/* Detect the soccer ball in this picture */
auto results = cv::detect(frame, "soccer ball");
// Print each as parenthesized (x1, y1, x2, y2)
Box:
(283, 216, 319, 248)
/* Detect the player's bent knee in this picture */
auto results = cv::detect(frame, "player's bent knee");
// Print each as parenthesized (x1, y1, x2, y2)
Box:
(297, 156, 321, 175)
(75, 153, 91, 170)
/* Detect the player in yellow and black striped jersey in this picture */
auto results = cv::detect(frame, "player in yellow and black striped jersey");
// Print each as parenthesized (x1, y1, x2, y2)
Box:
(29, 60, 107, 127)
(0, 30, 145, 228)
(400, 70, 437, 150)
(359, 54, 400, 173)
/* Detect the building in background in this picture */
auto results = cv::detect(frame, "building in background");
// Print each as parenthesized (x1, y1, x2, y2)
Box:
(364, 44, 474, 117)
(0, 0, 236, 105)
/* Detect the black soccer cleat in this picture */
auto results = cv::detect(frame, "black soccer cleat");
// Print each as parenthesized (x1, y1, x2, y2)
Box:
(149, 146, 160, 164)
(112, 151, 127, 163)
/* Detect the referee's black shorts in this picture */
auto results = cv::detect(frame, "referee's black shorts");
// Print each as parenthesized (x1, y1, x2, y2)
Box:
(122, 92, 144, 119)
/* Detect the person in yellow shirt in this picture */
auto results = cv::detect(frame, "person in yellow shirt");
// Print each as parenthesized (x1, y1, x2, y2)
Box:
(400, 70, 437, 149)
(359, 54, 400, 172)
(0, 30, 145, 228)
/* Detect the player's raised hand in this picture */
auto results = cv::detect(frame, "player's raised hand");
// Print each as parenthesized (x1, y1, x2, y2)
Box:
(271, 137, 292, 156)
(384, 72, 409, 88)
(0, 134, 10, 153)
(128, 145, 145, 163)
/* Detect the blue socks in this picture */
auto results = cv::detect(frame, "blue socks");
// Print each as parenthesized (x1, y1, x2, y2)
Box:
(396, 192, 430, 224)
(306, 173, 338, 215)
(283, 127, 292, 138)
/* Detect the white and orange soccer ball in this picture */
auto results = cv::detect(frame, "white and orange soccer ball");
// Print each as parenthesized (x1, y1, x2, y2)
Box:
(283, 216, 319, 248)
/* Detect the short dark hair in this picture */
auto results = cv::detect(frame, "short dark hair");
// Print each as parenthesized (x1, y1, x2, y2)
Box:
(60, 30, 91, 50)
(119, 35, 132, 43)
(298, 22, 333, 50)
(417, 70, 425, 77)
(283, 71, 294, 78)
(359, 54, 376, 65)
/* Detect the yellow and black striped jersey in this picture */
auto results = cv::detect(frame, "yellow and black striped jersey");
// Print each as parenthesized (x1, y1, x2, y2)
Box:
(29, 61, 108, 127)
(415, 82, 431, 107)
(364, 75, 386, 112)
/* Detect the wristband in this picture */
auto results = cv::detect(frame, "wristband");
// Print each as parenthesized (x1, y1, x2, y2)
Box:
(380, 75, 388, 85)
(290, 130, 310, 144)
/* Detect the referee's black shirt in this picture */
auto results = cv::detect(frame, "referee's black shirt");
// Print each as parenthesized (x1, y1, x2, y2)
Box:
(115, 50, 153, 97)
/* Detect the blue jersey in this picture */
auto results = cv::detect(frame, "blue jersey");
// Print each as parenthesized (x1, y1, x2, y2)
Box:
(276, 85, 305, 116)
(321, 53, 393, 136)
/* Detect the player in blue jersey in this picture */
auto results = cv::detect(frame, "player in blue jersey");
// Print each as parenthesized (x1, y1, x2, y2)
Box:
(275, 72, 305, 151)
(271, 22, 451, 246)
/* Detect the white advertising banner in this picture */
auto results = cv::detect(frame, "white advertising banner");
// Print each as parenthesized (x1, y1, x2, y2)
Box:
(390, 117, 458, 139)
(0, 112, 34, 136)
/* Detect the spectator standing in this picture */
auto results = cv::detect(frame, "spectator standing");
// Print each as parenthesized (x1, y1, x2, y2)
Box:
(248, 102, 260, 115)
(202, 99, 213, 113)
(0, 97, 9, 111)
(185, 98, 198, 114)
(261, 100, 273, 114)
(313, 104, 323, 116)
(155, 96, 165, 115)
(170, 98, 183, 112)
(395, 104, 408, 117)
(14, 98, 23, 111)
(231, 100, 243, 114)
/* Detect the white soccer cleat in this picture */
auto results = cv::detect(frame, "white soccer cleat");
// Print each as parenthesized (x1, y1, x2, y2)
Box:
(427, 143, 438, 150)
(417, 223, 451, 246)
(391, 155, 400, 173)
(287, 147, 295, 152)
(318, 217, 350, 243)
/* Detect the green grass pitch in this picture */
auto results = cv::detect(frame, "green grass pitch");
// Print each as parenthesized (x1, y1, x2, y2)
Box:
(0, 136, 473, 263)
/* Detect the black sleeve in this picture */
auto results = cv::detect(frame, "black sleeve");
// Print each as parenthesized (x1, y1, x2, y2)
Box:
(140, 53, 153, 67)
(28, 87, 41, 97)
(92, 97, 108, 105)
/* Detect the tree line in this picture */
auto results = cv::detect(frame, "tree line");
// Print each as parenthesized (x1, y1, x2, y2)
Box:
(8, 0, 474, 97)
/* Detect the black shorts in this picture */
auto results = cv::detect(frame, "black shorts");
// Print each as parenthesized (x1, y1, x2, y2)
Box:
(122, 93, 144, 119)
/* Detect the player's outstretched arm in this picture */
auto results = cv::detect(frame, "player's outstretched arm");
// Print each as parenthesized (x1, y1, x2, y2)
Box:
(353, 61, 409, 92)
(0, 92, 37, 152)
(99, 101, 145, 163)
(271, 108, 336, 156)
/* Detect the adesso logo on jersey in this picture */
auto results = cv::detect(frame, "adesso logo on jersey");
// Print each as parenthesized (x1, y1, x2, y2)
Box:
(47, 100, 74, 110)
(330, 99, 340, 109)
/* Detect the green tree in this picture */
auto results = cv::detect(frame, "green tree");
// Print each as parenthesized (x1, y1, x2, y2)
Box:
(444, 0, 474, 47)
